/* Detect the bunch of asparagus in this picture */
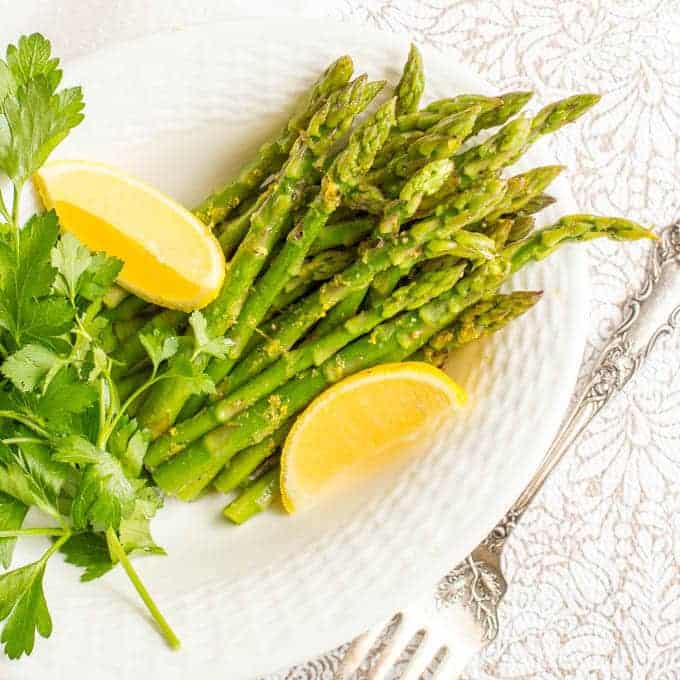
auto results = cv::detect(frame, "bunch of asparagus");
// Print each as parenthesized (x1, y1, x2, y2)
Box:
(104, 45, 654, 524)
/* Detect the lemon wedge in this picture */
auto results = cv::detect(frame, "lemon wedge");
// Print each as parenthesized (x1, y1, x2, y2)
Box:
(280, 362, 467, 513)
(34, 160, 225, 311)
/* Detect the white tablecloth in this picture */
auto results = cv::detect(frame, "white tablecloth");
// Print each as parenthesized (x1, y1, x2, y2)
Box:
(4, 2, 680, 677)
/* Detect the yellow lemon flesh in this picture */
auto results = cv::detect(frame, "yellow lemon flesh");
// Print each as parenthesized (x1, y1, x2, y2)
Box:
(34, 160, 225, 311)
(280, 362, 467, 513)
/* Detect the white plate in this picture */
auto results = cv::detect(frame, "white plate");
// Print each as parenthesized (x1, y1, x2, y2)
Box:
(10, 18, 587, 680)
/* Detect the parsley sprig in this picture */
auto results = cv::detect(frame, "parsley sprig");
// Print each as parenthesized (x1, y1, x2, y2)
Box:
(0, 34, 190, 659)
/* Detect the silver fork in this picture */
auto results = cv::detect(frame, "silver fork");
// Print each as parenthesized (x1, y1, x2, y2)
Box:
(334, 221, 680, 680)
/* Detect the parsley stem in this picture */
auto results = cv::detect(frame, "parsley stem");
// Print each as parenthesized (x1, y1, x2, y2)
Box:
(1, 436, 46, 446)
(100, 373, 162, 447)
(105, 527, 181, 650)
(0, 410, 50, 438)
(0, 527, 66, 538)
(97, 377, 108, 449)
(11, 185, 20, 228)
(43, 531, 72, 562)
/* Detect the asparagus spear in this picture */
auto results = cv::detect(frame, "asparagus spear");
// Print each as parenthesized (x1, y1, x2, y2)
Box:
(215, 424, 292, 494)
(484, 165, 564, 222)
(269, 248, 357, 315)
(307, 217, 376, 255)
(519, 193, 556, 215)
(396, 95, 501, 131)
(377, 158, 454, 235)
(342, 182, 388, 214)
(372, 90, 530, 172)
(372, 131, 423, 170)
(151, 257, 509, 498)
(208, 177, 508, 402)
(505, 215, 655, 271)
(370, 107, 481, 189)
(369, 164, 559, 303)
(138, 76, 382, 437)
(216, 190, 271, 259)
(194, 55, 354, 226)
(223, 466, 281, 524)
(414, 291, 543, 366)
(102, 295, 153, 322)
(506, 215, 535, 243)
(309, 286, 368, 338)
(152, 215, 654, 499)
(113, 316, 148, 343)
(146, 262, 472, 467)
(453, 115, 532, 184)
(221, 290, 542, 514)
(394, 44, 425, 116)
(505, 94, 601, 166)
(470, 91, 533, 133)
(485, 218, 514, 249)
(174, 98, 396, 421)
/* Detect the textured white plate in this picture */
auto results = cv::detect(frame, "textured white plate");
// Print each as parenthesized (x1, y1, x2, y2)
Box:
(10, 18, 587, 680)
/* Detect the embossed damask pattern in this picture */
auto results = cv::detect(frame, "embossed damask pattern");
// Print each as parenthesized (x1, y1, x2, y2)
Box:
(267, 1, 680, 678)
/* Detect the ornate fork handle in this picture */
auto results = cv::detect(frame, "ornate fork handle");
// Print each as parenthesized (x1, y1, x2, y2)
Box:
(487, 220, 680, 550)
(455, 221, 680, 643)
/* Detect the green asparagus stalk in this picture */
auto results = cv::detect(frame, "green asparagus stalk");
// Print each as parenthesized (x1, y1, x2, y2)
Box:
(113, 316, 148, 343)
(216, 190, 271, 259)
(371, 107, 481, 189)
(506, 215, 535, 243)
(504, 94, 602, 166)
(470, 91, 533, 133)
(485, 218, 514, 250)
(414, 291, 543, 367)
(207, 178, 508, 403)
(214, 424, 292, 494)
(223, 466, 281, 524)
(372, 131, 423, 170)
(268, 248, 357, 315)
(506, 215, 656, 271)
(342, 182, 388, 214)
(307, 217, 376, 255)
(394, 44, 425, 116)
(194, 55, 354, 226)
(453, 115, 532, 184)
(173, 98, 396, 421)
(309, 286, 368, 338)
(377, 158, 454, 235)
(484, 165, 564, 222)
(146, 262, 471, 467)
(153, 214, 654, 499)
(528, 94, 601, 144)
(221, 289, 542, 521)
(102, 285, 130, 309)
(396, 95, 501, 131)
(151, 257, 509, 498)
(102, 295, 153, 322)
(515, 192, 556, 215)
(138, 76, 382, 438)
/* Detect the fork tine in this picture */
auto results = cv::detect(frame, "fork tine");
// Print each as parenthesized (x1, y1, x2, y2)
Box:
(334, 616, 398, 679)
(365, 613, 427, 680)
(396, 632, 447, 680)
